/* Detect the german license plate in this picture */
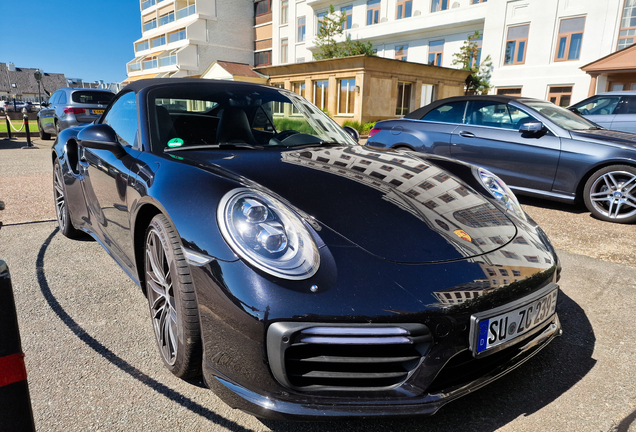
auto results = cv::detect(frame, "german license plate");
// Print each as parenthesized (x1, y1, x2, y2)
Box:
(470, 284, 558, 357)
(91, 109, 104, 115)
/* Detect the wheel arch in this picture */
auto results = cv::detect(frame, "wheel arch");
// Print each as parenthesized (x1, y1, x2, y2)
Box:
(133, 203, 162, 295)
(575, 160, 636, 203)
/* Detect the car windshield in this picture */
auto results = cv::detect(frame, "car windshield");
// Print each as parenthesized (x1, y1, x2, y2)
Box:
(148, 84, 357, 152)
(72, 91, 114, 105)
(523, 101, 599, 131)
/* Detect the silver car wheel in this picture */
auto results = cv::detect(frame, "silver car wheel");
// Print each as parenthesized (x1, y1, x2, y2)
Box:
(145, 227, 178, 366)
(53, 162, 67, 232)
(587, 170, 636, 221)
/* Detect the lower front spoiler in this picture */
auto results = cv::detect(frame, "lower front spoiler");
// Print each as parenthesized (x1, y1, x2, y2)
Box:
(203, 315, 562, 421)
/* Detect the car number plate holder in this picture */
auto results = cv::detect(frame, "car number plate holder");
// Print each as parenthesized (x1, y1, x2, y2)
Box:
(469, 284, 558, 358)
(91, 109, 104, 115)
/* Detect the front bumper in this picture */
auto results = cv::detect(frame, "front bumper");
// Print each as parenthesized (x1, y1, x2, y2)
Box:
(202, 314, 561, 420)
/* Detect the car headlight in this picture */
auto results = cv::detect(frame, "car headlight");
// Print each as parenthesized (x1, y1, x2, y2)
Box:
(217, 188, 320, 280)
(475, 168, 527, 221)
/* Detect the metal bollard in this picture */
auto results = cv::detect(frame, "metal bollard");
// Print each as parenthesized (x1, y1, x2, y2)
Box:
(0, 261, 36, 431)
(2, 109, 11, 139)
(21, 108, 37, 149)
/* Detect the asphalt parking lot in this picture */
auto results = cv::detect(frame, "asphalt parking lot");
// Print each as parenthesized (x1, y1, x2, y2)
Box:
(1, 137, 635, 432)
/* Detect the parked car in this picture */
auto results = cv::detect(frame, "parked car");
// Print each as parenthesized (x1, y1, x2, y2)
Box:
(52, 79, 561, 420)
(0, 100, 32, 112)
(37, 87, 114, 140)
(367, 95, 636, 223)
(568, 91, 636, 133)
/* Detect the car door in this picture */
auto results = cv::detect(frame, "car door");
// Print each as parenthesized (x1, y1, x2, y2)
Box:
(572, 94, 621, 129)
(39, 91, 59, 133)
(610, 95, 636, 133)
(80, 91, 140, 273)
(450, 100, 561, 193)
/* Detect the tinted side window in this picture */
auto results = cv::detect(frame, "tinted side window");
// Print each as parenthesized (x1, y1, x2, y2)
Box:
(101, 92, 138, 148)
(573, 96, 621, 115)
(49, 92, 60, 105)
(422, 102, 466, 124)
(465, 101, 536, 130)
(58, 91, 67, 104)
(617, 96, 636, 114)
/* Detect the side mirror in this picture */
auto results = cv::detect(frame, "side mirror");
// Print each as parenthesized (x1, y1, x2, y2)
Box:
(41, 102, 49, 108)
(343, 126, 360, 143)
(519, 121, 544, 133)
(77, 124, 126, 158)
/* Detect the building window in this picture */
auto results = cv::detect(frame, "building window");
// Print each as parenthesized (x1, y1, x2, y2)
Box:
(317, 11, 327, 31)
(418, 181, 434, 190)
(512, 270, 521, 277)
(297, 16, 306, 42)
(292, 82, 305, 114)
(338, 78, 355, 114)
(255, 0, 271, 15)
(281, 0, 288, 24)
(433, 172, 450, 183)
(367, 0, 380, 26)
(555, 17, 585, 61)
(548, 86, 573, 107)
(254, 51, 271, 66)
(499, 269, 509, 276)
(342, 5, 353, 29)
(424, 200, 439, 209)
(428, 40, 444, 66)
(271, 83, 285, 114)
(142, 0, 156, 10)
(396, 82, 412, 116)
(524, 255, 540, 263)
(470, 33, 483, 68)
(439, 193, 455, 203)
(143, 56, 158, 70)
(395, 45, 408, 61)
(402, 172, 414, 179)
(501, 250, 520, 260)
(135, 40, 149, 52)
(497, 87, 522, 96)
(618, 0, 636, 50)
(489, 236, 504, 245)
(159, 12, 175, 26)
(431, 0, 449, 12)
(505, 24, 529, 65)
(143, 19, 157, 32)
(169, 29, 186, 43)
(151, 35, 166, 48)
(513, 236, 529, 244)
(455, 186, 470, 197)
(313, 80, 329, 111)
(397, 0, 412, 19)
(471, 0, 487, 3)
(281, 38, 288, 63)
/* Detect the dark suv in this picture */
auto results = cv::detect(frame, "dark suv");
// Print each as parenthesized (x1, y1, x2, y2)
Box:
(37, 87, 114, 139)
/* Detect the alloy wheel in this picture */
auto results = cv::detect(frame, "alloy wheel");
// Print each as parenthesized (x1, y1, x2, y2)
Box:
(587, 170, 636, 220)
(145, 228, 178, 366)
(53, 162, 67, 232)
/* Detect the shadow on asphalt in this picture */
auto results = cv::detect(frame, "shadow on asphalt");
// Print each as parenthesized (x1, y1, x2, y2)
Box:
(37, 228, 597, 432)
(518, 195, 588, 215)
(0, 138, 30, 150)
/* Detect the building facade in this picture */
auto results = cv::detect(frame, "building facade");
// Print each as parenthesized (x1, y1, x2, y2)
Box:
(253, 0, 636, 106)
(126, 0, 255, 82)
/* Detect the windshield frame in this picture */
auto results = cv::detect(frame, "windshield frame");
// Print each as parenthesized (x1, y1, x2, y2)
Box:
(520, 100, 600, 131)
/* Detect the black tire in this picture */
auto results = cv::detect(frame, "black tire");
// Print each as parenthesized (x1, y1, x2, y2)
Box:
(144, 214, 201, 378)
(53, 159, 81, 238)
(583, 164, 636, 223)
(38, 120, 51, 140)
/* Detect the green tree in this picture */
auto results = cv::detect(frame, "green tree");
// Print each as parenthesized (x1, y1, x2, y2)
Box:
(452, 31, 493, 95)
(314, 5, 375, 60)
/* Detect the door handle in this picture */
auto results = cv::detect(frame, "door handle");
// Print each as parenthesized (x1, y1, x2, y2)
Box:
(458, 131, 475, 138)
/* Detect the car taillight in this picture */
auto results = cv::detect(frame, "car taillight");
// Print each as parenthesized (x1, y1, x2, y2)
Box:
(368, 128, 380, 138)
(63, 107, 85, 114)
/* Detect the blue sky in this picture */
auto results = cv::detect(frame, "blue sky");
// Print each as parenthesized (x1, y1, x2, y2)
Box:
(3, 1, 141, 83)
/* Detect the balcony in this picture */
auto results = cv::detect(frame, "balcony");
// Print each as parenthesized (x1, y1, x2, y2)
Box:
(177, 4, 195, 20)
(143, 20, 157, 32)
(142, 0, 155, 10)
(159, 12, 175, 26)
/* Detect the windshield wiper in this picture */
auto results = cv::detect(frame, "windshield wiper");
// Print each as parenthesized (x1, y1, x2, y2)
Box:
(164, 143, 263, 152)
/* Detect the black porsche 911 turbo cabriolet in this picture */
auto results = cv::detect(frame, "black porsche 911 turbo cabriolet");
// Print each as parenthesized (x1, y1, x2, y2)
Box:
(51, 78, 562, 420)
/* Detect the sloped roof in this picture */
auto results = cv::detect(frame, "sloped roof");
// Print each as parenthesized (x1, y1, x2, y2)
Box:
(0, 63, 67, 96)
(214, 61, 267, 79)
(581, 44, 636, 74)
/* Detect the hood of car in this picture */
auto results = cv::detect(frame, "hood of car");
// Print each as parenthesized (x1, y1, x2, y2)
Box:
(570, 128, 636, 148)
(184, 145, 518, 264)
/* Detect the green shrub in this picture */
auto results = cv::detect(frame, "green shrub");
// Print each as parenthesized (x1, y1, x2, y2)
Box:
(342, 120, 376, 136)
(273, 118, 317, 135)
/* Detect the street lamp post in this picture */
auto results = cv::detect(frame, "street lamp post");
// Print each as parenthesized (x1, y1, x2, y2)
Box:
(33, 70, 42, 107)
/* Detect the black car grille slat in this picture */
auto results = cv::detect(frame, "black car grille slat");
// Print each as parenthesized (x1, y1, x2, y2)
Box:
(267, 323, 433, 391)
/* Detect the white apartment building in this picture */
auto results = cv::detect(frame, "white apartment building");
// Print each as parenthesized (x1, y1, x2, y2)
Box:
(260, 0, 635, 105)
(126, 0, 254, 81)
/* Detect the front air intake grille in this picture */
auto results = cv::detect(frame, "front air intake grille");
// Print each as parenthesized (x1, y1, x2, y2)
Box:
(267, 323, 432, 392)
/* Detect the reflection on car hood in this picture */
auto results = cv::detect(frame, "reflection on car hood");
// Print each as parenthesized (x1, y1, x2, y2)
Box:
(570, 129, 636, 148)
(184, 146, 517, 263)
